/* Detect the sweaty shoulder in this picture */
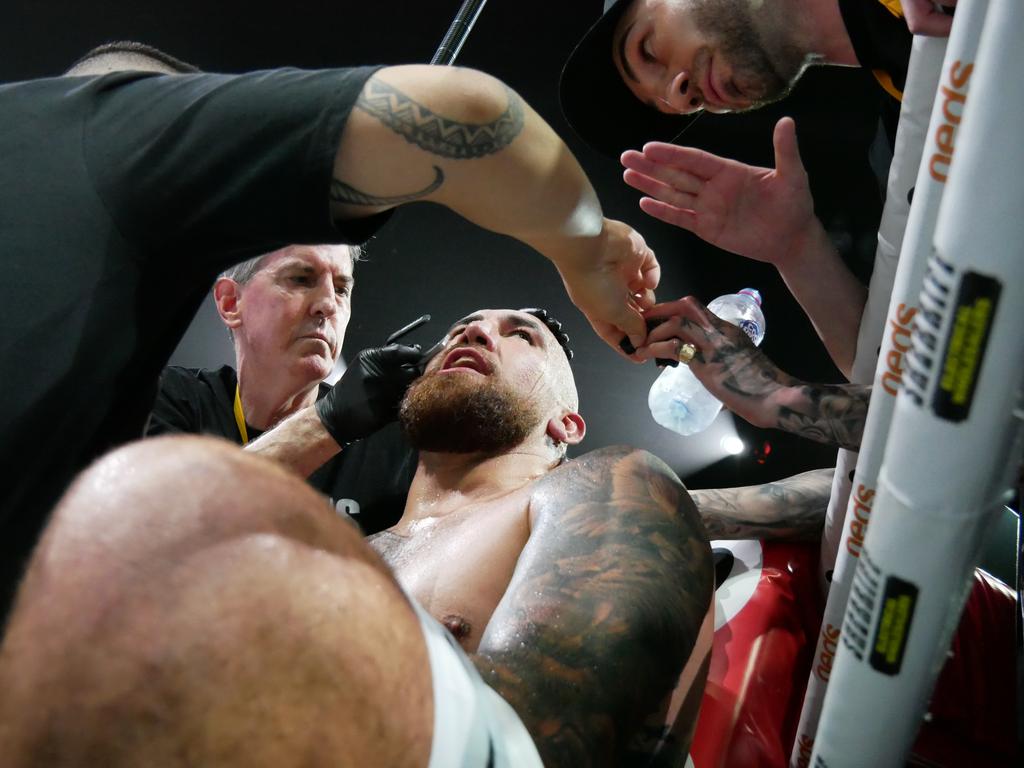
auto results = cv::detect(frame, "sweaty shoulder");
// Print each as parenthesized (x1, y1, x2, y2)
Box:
(530, 445, 699, 529)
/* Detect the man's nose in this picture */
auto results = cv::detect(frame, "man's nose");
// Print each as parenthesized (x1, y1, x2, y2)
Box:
(311, 280, 338, 318)
(662, 70, 703, 114)
(458, 319, 496, 351)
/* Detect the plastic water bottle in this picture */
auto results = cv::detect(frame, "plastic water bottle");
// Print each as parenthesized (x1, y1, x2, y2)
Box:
(648, 288, 765, 436)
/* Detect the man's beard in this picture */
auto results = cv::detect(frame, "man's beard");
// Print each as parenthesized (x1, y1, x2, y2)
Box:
(399, 371, 542, 456)
(692, 0, 812, 109)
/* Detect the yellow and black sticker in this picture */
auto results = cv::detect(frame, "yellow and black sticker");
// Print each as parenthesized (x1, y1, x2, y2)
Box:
(869, 575, 918, 675)
(932, 271, 1001, 422)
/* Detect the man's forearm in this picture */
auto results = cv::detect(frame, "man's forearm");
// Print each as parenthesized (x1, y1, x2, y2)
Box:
(777, 221, 867, 379)
(685, 317, 870, 452)
(769, 382, 869, 451)
(244, 407, 340, 478)
(691, 467, 835, 541)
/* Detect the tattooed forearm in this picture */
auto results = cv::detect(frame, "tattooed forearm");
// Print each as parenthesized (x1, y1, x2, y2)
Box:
(356, 77, 525, 159)
(330, 165, 444, 206)
(776, 383, 869, 451)
(472, 447, 712, 767)
(691, 467, 835, 541)
(673, 315, 870, 448)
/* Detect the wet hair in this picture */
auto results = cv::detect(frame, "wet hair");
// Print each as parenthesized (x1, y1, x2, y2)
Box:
(66, 41, 200, 75)
(519, 307, 573, 361)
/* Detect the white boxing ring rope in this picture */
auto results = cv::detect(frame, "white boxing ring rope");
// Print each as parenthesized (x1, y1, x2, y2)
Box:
(789, 1, 994, 762)
(807, 0, 1024, 763)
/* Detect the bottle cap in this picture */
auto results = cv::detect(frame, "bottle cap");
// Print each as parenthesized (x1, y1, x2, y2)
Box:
(739, 288, 762, 306)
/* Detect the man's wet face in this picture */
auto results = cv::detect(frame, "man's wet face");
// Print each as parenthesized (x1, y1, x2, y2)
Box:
(398, 309, 560, 455)
(615, 0, 810, 114)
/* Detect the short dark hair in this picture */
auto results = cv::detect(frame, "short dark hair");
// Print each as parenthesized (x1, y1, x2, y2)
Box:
(67, 41, 200, 75)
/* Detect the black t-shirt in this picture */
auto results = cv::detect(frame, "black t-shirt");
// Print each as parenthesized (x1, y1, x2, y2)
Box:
(148, 366, 417, 535)
(0, 66, 390, 618)
(839, 0, 914, 98)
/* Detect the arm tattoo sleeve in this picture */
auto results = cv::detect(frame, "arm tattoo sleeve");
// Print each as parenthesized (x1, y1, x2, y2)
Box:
(472, 447, 713, 767)
(690, 467, 835, 541)
(776, 384, 869, 451)
(355, 77, 525, 159)
(330, 165, 444, 206)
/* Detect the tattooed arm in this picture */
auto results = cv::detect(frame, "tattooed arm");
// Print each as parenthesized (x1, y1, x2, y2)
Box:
(331, 65, 659, 352)
(691, 467, 835, 541)
(472, 446, 713, 767)
(639, 296, 870, 451)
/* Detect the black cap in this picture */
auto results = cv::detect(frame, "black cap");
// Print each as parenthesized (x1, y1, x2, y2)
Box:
(559, 0, 698, 159)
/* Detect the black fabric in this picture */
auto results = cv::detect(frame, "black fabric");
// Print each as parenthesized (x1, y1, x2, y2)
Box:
(838, 0, 913, 94)
(0, 66, 389, 621)
(149, 366, 417, 535)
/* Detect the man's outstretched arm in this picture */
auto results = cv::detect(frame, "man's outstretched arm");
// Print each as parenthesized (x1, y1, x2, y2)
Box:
(691, 467, 835, 541)
(639, 296, 870, 451)
(473, 446, 713, 767)
(332, 65, 659, 353)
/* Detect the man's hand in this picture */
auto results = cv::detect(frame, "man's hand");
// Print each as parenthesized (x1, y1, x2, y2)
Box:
(620, 117, 817, 270)
(315, 343, 423, 447)
(638, 296, 793, 428)
(903, 0, 956, 37)
(638, 296, 870, 450)
(553, 217, 660, 357)
(623, 117, 866, 376)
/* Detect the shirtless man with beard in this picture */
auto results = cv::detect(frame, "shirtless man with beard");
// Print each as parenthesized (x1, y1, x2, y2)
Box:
(0, 306, 713, 768)
(370, 306, 715, 763)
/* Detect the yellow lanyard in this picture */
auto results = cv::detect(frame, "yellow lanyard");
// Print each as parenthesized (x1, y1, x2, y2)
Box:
(233, 384, 249, 445)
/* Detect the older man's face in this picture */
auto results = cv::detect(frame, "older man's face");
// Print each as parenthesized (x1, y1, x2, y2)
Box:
(613, 0, 809, 115)
(234, 245, 355, 385)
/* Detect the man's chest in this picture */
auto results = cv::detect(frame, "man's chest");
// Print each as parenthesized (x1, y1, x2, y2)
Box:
(370, 503, 531, 651)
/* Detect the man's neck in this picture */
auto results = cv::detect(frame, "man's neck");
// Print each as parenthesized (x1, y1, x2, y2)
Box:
(400, 447, 555, 524)
(805, 0, 860, 65)
(236, 363, 320, 431)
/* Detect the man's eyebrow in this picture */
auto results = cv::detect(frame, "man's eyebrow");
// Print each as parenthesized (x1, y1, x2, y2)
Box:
(445, 313, 546, 341)
(447, 314, 482, 334)
(618, 21, 639, 84)
(508, 314, 545, 337)
(275, 259, 315, 272)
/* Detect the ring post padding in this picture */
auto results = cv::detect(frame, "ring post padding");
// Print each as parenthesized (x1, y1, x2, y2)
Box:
(789, 2, 995, 762)
(810, 0, 1024, 763)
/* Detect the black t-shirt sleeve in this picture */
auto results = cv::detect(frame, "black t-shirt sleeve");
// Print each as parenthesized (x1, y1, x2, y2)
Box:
(147, 366, 207, 436)
(82, 67, 391, 274)
(147, 366, 240, 442)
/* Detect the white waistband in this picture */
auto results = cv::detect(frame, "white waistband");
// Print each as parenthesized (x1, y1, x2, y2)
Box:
(411, 601, 544, 768)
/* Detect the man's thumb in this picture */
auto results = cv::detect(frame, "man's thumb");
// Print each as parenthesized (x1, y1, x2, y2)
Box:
(773, 117, 804, 177)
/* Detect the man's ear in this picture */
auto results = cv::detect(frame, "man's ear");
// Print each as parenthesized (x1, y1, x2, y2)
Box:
(213, 277, 243, 330)
(547, 411, 586, 446)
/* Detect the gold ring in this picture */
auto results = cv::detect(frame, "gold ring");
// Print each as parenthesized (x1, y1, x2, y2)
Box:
(677, 342, 697, 365)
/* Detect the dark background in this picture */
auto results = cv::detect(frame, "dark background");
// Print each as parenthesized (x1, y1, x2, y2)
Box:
(2, 0, 891, 490)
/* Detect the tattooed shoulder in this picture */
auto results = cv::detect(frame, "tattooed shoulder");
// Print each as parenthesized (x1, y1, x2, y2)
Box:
(475, 446, 712, 766)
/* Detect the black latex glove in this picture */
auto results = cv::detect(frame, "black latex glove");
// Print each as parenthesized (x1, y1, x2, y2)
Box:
(315, 343, 424, 446)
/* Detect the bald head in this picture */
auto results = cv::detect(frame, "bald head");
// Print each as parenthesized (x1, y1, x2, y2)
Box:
(401, 308, 584, 461)
(65, 41, 199, 76)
